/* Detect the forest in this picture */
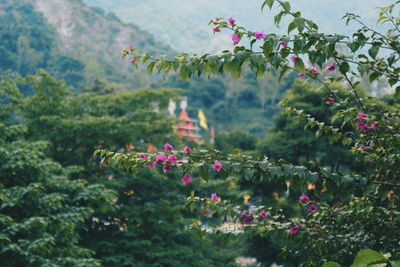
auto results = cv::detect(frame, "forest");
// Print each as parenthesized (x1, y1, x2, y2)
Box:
(1, 0, 400, 266)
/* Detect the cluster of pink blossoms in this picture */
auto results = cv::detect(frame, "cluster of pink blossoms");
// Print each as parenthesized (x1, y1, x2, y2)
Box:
(139, 144, 222, 186)
(325, 97, 334, 105)
(289, 193, 319, 234)
(356, 113, 377, 132)
(238, 210, 268, 225)
(299, 193, 318, 213)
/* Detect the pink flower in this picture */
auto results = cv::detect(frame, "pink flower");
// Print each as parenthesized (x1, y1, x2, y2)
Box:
(289, 225, 299, 235)
(129, 58, 137, 63)
(280, 41, 287, 48)
(167, 154, 177, 165)
(356, 113, 376, 132)
(163, 165, 171, 173)
(147, 162, 156, 168)
(231, 34, 241, 45)
(308, 204, 318, 212)
(254, 31, 266, 40)
(309, 66, 318, 74)
(212, 160, 222, 172)
(228, 17, 235, 26)
(356, 113, 369, 120)
(183, 146, 192, 153)
(213, 27, 220, 33)
(164, 143, 173, 152)
(240, 212, 254, 225)
(211, 193, 218, 201)
(325, 97, 334, 105)
(155, 153, 167, 163)
(290, 55, 297, 62)
(325, 64, 336, 72)
(299, 194, 310, 203)
(299, 73, 306, 79)
(139, 154, 149, 160)
(259, 210, 268, 218)
(181, 174, 192, 185)
(359, 145, 367, 151)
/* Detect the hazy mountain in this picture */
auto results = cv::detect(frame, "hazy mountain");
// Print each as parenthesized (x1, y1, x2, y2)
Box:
(82, 0, 392, 54)
(1, 0, 173, 88)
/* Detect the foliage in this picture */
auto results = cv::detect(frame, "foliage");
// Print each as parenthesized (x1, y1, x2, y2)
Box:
(259, 80, 364, 171)
(0, 2, 85, 87)
(215, 130, 258, 153)
(102, 1, 400, 266)
(1, 71, 242, 266)
(0, 77, 117, 266)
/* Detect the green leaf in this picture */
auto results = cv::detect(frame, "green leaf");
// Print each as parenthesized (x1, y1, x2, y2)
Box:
(262, 0, 274, 10)
(369, 72, 380, 83)
(280, 1, 291, 12)
(180, 64, 189, 80)
(351, 249, 387, 267)
(146, 61, 156, 74)
(294, 58, 306, 73)
(368, 46, 379, 59)
(294, 18, 305, 32)
(142, 53, 151, 63)
(339, 62, 350, 74)
(200, 167, 209, 182)
(322, 261, 341, 267)
(288, 21, 296, 34)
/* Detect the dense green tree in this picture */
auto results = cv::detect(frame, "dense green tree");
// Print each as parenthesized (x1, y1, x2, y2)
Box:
(259, 80, 363, 172)
(0, 77, 116, 266)
(2, 71, 241, 266)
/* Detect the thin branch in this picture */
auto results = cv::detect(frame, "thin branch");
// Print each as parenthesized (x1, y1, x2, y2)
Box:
(334, 57, 367, 113)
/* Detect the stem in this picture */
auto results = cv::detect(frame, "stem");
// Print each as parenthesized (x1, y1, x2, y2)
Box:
(334, 57, 367, 113)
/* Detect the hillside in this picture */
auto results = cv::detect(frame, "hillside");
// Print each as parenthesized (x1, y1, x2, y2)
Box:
(0, 0, 295, 136)
(0, 0, 172, 88)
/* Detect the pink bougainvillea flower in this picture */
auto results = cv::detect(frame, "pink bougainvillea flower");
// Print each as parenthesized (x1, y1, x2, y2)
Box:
(259, 210, 268, 218)
(254, 31, 266, 40)
(356, 113, 369, 120)
(309, 66, 318, 74)
(299, 73, 306, 79)
(167, 154, 177, 165)
(130, 58, 137, 63)
(181, 174, 192, 185)
(211, 193, 218, 201)
(289, 225, 299, 234)
(240, 212, 254, 225)
(163, 165, 171, 173)
(290, 55, 297, 62)
(325, 97, 334, 105)
(213, 27, 220, 33)
(183, 146, 192, 153)
(308, 204, 318, 212)
(155, 153, 167, 163)
(325, 64, 336, 72)
(359, 145, 367, 151)
(231, 33, 241, 45)
(355, 113, 377, 132)
(164, 143, 173, 152)
(280, 41, 288, 48)
(147, 162, 156, 168)
(212, 160, 222, 172)
(299, 193, 310, 202)
(228, 17, 236, 26)
(139, 154, 149, 160)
